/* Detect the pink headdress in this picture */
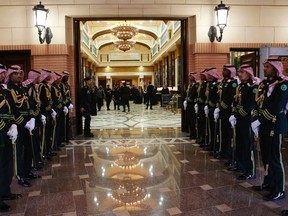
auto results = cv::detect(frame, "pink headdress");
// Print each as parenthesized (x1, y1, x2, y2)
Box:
(0, 64, 7, 74)
(263, 58, 283, 77)
(205, 67, 219, 79)
(239, 64, 254, 78)
(48, 71, 63, 85)
(22, 69, 41, 88)
(5, 65, 23, 84)
(62, 71, 70, 77)
(39, 69, 52, 83)
(223, 65, 236, 78)
(189, 72, 199, 80)
(239, 64, 259, 84)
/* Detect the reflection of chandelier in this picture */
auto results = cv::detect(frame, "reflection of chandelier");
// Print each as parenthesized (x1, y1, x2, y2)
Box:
(111, 23, 138, 41)
(111, 181, 147, 205)
(113, 40, 136, 52)
(114, 152, 140, 169)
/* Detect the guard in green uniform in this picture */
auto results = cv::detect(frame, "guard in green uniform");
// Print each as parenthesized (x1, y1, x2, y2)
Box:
(50, 72, 65, 151)
(60, 71, 73, 142)
(184, 72, 199, 139)
(251, 58, 288, 201)
(204, 67, 220, 152)
(229, 65, 258, 180)
(38, 69, 57, 160)
(23, 69, 43, 172)
(196, 69, 207, 146)
(0, 64, 22, 212)
(213, 65, 238, 161)
(6, 65, 36, 187)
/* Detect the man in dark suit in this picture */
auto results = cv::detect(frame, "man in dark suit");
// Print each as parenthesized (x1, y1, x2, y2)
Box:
(80, 77, 94, 137)
(120, 82, 130, 112)
(146, 81, 154, 110)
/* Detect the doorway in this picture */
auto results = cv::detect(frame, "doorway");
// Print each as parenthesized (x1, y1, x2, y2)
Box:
(74, 18, 188, 134)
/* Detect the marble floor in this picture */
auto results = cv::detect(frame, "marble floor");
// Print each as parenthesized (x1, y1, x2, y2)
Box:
(3, 103, 288, 216)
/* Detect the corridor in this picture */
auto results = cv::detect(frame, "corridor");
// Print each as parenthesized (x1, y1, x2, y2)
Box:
(3, 103, 288, 215)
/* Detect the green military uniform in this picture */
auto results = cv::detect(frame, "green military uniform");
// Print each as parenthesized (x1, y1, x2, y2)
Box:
(197, 73, 207, 145)
(217, 78, 237, 159)
(231, 78, 258, 179)
(185, 77, 199, 139)
(39, 77, 53, 159)
(51, 78, 64, 150)
(253, 75, 288, 200)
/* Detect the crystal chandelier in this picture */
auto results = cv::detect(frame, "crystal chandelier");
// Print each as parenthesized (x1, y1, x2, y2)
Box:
(114, 152, 140, 169)
(111, 23, 138, 41)
(111, 181, 148, 206)
(113, 40, 136, 52)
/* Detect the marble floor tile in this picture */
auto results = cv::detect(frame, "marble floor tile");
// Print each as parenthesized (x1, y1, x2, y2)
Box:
(3, 103, 288, 215)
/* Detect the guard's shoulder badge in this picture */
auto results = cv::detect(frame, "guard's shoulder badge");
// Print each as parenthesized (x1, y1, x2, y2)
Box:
(280, 84, 288, 91)
(232, 82, 237, 88)
(252, 88, 258, 94)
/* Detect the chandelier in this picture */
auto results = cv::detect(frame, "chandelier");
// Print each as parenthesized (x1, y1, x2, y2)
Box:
(113, 40, 136, 52)
(114, 152, 140, 169)
(111, 23, 138, 41)
(111, 181, 147, 206)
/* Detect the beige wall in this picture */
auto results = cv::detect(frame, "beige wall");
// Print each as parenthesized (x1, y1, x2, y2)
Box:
(1, 1, 288, 45)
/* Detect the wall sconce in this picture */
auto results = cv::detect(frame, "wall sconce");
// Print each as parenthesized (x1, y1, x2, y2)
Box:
(33, 2, 53, 44)
(208, 1, 230, 42)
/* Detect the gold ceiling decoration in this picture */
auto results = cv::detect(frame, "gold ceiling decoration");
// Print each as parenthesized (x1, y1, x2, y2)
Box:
(113, 40, 136, 52)
(111, 23, 138, 41)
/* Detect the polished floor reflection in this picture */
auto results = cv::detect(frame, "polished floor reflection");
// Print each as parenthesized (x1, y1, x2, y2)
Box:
(4, 104, 288, 215)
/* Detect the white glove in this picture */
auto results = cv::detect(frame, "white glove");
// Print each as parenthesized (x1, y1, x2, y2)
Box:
(204, 105, 209, 116)
(7, 124, 17, 143)
(229, 115, 237, 127)
(68, 103, 73, 110)
(51, 109, 57, 120)
(214, 108, 220, 121)
(63, 106, 69, 116)
(41, 114, 46, 126)
(183, 100, 187, 110)
(251, 120, 261, 137)
(194, 104, 199, 113)
(25, 118, 35, 132)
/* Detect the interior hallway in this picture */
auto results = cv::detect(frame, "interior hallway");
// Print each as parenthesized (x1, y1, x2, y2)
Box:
(3, 103, 288, 216)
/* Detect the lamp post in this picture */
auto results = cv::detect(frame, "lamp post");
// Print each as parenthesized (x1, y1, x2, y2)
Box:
(208, 1, 230, 43)
(33, 1, 53, 44)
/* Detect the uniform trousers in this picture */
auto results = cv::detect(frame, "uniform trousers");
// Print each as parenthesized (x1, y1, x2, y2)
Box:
(235, 116, 255, 175)
(0, 136, 13, 196)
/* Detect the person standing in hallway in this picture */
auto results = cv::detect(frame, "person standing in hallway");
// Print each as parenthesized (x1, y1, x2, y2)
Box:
(105, 84, 112, 110)
(96, 85, 105, 111)
(80, 77, 94, 137)
(112, 84, 121, 110)
(161, 83, 170, 107)
(251, 58, 288, 201)
(146, 81, 154, 110)
(120, 82, 130, 112)
(0, 64, 22, 213)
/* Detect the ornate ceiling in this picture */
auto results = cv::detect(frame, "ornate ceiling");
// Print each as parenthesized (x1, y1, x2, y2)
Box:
(81, 20, 181, 66)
